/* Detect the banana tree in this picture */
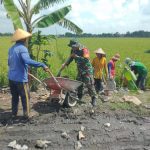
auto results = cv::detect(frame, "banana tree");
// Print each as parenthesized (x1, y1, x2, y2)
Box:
(1, 0, 83, 53)
(2, 0, 83, 33)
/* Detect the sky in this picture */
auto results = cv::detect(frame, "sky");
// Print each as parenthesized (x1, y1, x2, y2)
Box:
(0, 0, 150, 34)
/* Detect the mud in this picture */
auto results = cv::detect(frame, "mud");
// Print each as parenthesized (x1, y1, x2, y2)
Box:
(0, 89, 150, 150)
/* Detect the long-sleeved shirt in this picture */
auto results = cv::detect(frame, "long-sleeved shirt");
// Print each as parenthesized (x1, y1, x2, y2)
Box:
(92, 57, 108, 79)
(75, 56, 93, 76)
(65, 49, 83, 66)
(8, 41, 46, 82)
(108, 59, 116, 78)
(130, 61, 148, 76)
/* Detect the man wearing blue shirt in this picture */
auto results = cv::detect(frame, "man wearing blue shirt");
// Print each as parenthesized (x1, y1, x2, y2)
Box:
(8, 28, 49, 119)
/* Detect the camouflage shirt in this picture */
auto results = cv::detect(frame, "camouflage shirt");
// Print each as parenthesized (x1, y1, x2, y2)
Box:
(75, 56, 93, 76)
(66, 49, 93, 76)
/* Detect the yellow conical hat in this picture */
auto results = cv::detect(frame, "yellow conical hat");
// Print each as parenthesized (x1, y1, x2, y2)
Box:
(94, 48, 105, 55)
(11, 28, 32, 42)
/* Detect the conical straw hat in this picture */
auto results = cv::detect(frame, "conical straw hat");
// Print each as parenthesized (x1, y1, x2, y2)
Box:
(112, 53, 120, 60)
(11, 28, 32, 42)
(94, 48, 105, 55)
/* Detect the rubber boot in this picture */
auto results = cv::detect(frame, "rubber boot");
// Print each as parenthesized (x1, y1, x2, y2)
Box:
(78, 94, 83, 101)
(91, 96, 97, 106)
(23, 111, 29, 119)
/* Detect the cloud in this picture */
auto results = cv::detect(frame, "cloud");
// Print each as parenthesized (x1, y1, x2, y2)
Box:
(140, 0, 150, 15)
(0, 0, 150, 34)
(66, 0, 150, 33)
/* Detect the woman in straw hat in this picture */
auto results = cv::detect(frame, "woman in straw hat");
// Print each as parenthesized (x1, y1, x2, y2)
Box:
(92, 48, 108, 94)
(107, 53, 120, 79)
(8, 28, 49, 119)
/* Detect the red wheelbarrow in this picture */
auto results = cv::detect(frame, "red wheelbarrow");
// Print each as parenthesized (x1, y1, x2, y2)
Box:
(43, 77, 83, 107)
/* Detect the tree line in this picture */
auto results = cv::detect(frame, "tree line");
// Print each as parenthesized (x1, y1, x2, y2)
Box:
(0, 33, 12, 36)
(60, 30, 150, 38)
(1, 30, 150, 37)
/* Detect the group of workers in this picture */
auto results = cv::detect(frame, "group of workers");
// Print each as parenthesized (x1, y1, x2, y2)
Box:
(8, 28, 148, 119)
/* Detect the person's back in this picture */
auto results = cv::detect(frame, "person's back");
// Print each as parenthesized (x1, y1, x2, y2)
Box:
(125, 58, 147, 91)
(108, 53, 120, 79)
(108, 59, 115, 79)
(8, 28, 49, 118)
(8, 42, 28, 82)
(131, 61, 147, 76)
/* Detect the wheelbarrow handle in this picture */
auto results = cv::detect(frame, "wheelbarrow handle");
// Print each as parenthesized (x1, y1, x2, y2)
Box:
(28, 73, 47, 88)
(47, 70, 61, 88)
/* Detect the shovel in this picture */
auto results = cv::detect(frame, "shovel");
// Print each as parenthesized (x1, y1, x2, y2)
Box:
(57, 57, 72, 77)
(47, 69, 61, 88)
(57, 68, 62, 77)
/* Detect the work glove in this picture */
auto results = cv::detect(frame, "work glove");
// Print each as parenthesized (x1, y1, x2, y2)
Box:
(70, 53, 77, 58)
(61, 63, 66, 69)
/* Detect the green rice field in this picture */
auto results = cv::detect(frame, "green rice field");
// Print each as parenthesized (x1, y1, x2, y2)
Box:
(0, 37, 150, 87)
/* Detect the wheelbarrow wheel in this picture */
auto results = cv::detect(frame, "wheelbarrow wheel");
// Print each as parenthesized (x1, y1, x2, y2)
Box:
(63, 92, 77, 107)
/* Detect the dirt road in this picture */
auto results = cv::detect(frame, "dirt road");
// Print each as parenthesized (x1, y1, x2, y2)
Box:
(0, 89, 150, 150)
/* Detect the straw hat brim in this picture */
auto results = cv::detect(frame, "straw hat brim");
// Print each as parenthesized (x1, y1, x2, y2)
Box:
(112, 56, 120, 60)
(11, 28, 32, 42)
(94, 48, 106, 55)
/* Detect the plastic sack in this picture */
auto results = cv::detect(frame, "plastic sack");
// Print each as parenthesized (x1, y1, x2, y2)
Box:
(123, 67, 137, 81)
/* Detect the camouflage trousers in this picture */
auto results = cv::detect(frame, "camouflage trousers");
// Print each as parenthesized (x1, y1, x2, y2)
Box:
(76, 73, 97, 99)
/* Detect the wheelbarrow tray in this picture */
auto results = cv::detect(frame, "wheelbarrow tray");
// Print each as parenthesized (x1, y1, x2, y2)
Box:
(43, 77, 83, 92)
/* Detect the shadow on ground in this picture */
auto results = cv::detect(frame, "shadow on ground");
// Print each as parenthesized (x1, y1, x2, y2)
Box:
(33, 101, 61, 114)
(0, 109, 29, 126)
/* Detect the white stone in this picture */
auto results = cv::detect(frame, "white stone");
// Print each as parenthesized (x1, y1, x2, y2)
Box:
(75, 141, 82, 150)
(78, 131, 85, 140)
(104, 123, 111, 127)
(61, 132, 70, 139)
(80, 125, 85, 131)
(8, 140, 17, 148)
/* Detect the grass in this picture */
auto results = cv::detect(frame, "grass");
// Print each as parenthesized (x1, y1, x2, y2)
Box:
(108, 102, 150, 116)
(0, 37, 150, 87)
(1, 36, 150, 115)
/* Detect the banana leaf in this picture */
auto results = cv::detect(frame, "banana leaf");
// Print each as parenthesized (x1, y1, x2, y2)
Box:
(31, 0, 67, 15)
(3, 0, 23, 29)
(34, 5, 71, 28)
(57, 18, 83, 34)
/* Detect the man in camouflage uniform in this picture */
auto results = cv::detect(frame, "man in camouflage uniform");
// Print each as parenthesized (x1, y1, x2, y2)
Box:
(59, 39, 97, 106)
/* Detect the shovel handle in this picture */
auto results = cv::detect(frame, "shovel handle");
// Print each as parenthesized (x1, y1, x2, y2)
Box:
(57, 69, 62, 77)
(28, 73, 47, 88)
(47, 70, 61, 88)
(57, 57, 71, 77)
